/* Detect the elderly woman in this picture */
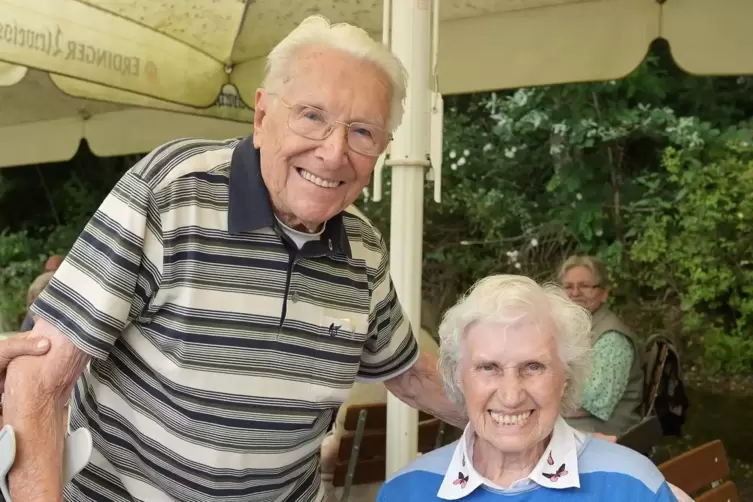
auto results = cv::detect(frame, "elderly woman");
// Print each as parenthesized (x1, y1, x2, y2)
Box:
(378, 275, 679, 501)
(558, 255, 643, 436)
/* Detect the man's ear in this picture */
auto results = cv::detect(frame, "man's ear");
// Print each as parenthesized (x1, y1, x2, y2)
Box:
(253, 89, 267, 148)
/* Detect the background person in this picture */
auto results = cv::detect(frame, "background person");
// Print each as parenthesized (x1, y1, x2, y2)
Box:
(559, 255, 644, 436)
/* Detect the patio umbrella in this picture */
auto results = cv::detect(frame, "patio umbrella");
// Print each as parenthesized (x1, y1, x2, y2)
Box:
(2, 0, 753, 477)
(1, 0, 751, 107)
(0, 63, 253, 168)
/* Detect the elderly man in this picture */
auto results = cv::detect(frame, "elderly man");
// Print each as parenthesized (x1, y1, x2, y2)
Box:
(2, 16, 462, 502)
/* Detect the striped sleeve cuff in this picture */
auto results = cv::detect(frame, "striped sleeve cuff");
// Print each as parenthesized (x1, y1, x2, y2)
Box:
(357, 308, 420, 383)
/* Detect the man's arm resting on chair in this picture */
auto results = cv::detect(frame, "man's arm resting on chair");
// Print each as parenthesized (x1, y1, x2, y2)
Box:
(2, 319, 90, 502)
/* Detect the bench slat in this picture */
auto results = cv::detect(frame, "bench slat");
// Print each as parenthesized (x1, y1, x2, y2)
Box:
(658, 440, 731, 496)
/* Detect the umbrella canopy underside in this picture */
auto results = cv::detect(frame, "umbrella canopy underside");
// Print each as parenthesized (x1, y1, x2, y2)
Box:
(0, 0, 751, 167)
(1, 0, 751, 107)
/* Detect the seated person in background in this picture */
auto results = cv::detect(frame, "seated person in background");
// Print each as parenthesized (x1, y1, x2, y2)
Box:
(19, 270, 55, 332)
(558, 255, 644, 436)
(320, 300, 441, 478)
(44, 254, 65, 272)
(17, 254, 64, 332)
(378, 275, 679, 501)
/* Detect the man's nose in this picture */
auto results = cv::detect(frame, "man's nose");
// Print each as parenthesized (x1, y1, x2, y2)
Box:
(316, 125, 349, 163)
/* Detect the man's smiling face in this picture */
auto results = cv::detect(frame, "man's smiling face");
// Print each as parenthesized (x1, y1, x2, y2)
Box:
(253, 45, 392, 232)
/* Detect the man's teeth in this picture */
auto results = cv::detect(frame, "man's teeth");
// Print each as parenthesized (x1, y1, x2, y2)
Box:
(489, 410, 533, 426)
(299, 169, 340, 188)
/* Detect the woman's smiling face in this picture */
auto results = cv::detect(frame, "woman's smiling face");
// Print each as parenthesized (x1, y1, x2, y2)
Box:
(460, 319, 566, 455)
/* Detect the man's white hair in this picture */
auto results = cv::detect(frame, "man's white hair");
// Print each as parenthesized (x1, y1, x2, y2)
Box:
(438, 275, 593, 416)
(262, 15, 408, 133)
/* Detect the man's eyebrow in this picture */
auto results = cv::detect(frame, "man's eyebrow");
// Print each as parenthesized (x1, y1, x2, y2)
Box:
(294, 99, 385, 128)
(302, 101, 328, 111)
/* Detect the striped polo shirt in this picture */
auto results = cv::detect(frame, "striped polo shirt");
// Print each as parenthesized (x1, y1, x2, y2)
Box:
(32, 136, 419, 502)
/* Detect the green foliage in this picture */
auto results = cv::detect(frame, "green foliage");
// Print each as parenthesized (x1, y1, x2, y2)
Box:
(0, 149, 131, 330)
(361, 47, 753, 374)
(2, 45, 753, 375)
(628, 141, 753, 372)
(0, 230, 46, 328)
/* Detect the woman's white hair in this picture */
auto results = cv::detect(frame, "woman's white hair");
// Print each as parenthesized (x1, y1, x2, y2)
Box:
(262, 15, 408, 133)
(438, 275, 593, 416)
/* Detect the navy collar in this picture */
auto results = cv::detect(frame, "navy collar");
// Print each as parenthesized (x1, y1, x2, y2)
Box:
(227, 136, 352, 257)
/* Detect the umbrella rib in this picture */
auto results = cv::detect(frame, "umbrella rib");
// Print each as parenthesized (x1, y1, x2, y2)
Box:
(227, 0, 254, 67)
(70, 0, 223, 64)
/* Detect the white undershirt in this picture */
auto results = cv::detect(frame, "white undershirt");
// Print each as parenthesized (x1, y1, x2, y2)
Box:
(274, 217, 325, 249)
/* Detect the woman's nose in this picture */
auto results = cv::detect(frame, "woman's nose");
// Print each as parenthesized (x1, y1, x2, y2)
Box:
(497, 373, 525, 406)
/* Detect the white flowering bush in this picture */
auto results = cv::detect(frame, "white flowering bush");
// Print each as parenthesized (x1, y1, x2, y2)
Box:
(359, 51, 753, 372)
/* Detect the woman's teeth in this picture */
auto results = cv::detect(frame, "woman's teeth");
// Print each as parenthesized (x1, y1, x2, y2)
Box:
(299, 169, 340, 188)
(489, 410, 533, 426)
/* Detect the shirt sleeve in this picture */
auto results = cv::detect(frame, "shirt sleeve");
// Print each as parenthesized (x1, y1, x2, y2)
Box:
(666, 482, 691, 501)
(655, 481, 681, 501)
(356, 235, 419, 383)
(31, 169, 162, 360)
(581, 330, 635, 420)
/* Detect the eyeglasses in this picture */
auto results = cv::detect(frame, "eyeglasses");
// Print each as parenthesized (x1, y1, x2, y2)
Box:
(270, 94, 392, 157)
(562, 283, 601, 293)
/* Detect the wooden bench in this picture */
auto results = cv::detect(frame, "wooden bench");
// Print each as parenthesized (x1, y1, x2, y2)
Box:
(658, 440, 739, 502)
(332, 403, 460, 501)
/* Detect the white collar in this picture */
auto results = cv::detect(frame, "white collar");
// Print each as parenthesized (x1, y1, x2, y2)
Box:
(437, 416, 584, 499)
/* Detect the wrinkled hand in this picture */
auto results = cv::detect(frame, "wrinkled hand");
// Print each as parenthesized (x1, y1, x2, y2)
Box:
(0, 333, 51, 415)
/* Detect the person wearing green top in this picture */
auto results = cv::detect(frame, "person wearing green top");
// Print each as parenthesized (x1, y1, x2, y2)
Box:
(558, 255, 644, 436)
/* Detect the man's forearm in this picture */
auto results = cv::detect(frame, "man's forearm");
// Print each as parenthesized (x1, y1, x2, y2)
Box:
(384, 351, 466, 429)
(3, 320, 89, 502)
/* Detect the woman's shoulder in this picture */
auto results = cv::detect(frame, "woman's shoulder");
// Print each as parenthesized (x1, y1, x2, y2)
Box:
(578, 437, 669, 496)
(377, 441, 458, 501)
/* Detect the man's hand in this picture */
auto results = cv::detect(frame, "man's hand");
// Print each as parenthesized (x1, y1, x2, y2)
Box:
(384, 352, 466, 429)
(562, 407, 592, 419)
(592, 432, 617, 442)
(0, 334, 51, 412)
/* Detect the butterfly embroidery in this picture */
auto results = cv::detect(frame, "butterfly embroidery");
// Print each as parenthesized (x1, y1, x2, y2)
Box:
(453, 472, 469, 489)
(547, 451, 554, 465)
(542, 463, 569, 482)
